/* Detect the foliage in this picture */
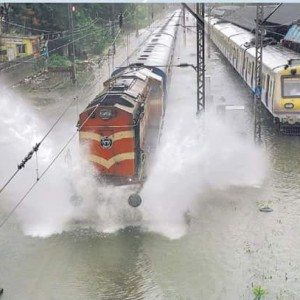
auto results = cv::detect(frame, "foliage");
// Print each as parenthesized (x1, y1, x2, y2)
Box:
(252, 286, 267, 300)
(7, 4, 174, 58)
(48, 54, 71, 68)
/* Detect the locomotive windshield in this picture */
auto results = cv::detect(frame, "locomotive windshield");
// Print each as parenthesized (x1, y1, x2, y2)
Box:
(282, 76, 300, 98)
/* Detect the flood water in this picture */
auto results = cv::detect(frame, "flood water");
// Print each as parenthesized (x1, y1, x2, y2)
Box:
(0, 12, 300, 300)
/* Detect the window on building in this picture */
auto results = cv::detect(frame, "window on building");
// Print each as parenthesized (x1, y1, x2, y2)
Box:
(0, 50, 7, 56)
(17, 44, 26, 54)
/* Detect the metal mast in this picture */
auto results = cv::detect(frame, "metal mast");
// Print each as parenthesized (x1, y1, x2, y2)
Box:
(68, 4, 76, 84)
(182, 5, 186, 46)
(254, 4, 264, 143)
(196, 3, 205, 114)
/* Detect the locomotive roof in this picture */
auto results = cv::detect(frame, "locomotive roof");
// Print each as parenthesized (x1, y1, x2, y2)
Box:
(211, 18, 300, 71)
(87, 67, 162, 114)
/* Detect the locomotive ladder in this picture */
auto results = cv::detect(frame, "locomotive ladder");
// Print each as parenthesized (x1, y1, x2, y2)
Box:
(254, 4, 264, 144)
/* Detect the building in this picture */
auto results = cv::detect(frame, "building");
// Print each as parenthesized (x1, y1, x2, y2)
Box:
(0, 34, 40, 62)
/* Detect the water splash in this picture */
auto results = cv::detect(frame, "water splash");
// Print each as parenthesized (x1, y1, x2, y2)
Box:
(0, 84, 141, 237)
(139, 101, 267, 239)
(0, 79, 267, 240)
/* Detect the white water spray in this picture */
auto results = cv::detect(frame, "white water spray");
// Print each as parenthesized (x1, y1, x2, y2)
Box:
(139, 87, 267, 239)
(0, 83, 141, 236)
(0, 77, 267, 240)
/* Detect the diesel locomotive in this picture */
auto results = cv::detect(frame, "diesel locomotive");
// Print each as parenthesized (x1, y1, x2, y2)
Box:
(77, 10, 181, 204)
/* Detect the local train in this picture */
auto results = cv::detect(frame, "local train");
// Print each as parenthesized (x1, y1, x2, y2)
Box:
(77, 10, 181, 204)
(205, 17, 300, 134)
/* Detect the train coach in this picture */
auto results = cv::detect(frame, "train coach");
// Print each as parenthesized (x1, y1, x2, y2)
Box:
(205, 17, 300, 134)
(77, 10, 181, 198)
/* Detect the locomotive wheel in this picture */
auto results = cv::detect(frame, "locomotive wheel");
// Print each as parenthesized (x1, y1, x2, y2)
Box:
(128, 194, 142, 207)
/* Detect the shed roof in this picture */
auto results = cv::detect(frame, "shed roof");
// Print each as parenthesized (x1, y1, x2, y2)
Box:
(216, 4, 300, 31)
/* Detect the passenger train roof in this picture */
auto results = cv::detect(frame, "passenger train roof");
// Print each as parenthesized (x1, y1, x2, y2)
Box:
(211, 18, 300, 71)
(130, 10, 181, 75)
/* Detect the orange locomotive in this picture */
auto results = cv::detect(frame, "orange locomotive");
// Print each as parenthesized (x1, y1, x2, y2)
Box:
(78, 67, 164, 184)
(78, 10, 181, 205)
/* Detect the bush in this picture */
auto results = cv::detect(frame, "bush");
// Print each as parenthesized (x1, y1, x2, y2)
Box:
(48, 54, 71, 68)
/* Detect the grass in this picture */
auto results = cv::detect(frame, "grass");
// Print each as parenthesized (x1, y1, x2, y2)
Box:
(253, 286, 267, 300)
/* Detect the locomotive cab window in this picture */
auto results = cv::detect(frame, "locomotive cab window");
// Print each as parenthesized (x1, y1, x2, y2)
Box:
(282, 76, 300, 98)
(149, 83, 162, 99)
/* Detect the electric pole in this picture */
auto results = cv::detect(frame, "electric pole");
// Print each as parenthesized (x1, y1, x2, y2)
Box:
(254, 4, 264, 144)
(111, 4, 116, 72)
(183, 6, 186, 46)
(68, 4, 76, 84)
(182, 3, 206, 114)
(207, 5, 212, 59)
(196, 3, 205, 114)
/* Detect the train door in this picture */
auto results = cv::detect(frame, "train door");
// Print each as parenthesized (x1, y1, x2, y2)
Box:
(265, 74, 270, 107)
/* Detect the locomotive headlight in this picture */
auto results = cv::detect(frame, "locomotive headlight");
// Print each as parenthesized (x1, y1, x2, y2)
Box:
(284, 103, 294, 109)
(99, 108, 113, 120)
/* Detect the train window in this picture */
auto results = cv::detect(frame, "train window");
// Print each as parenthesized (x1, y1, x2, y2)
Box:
(265, 74, 270, 105)
(242, 53, 246, 74)
(251, 62, 254, 88)
(262, 73, 265, 88)
(247, 61, 251, 74)
(270, 80, 274, 101)
(245, 58, 248, 80)
(282, 76, 300, 97)
(149, 84, 162, 98)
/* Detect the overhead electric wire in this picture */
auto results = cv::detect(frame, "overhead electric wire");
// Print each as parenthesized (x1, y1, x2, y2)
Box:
(0, 9, 123, 73)
(0, 20, 157, 228)
(0, 30, 119, 197)
(0, 7, 132, 73)
(0, 64, 125, 229)
(1, 19, 61, 34)
(1, 25, 111, 74)
(2, 12, 112, 36)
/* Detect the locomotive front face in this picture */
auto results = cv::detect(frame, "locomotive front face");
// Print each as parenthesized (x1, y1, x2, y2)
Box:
(78, 97, 137, 182)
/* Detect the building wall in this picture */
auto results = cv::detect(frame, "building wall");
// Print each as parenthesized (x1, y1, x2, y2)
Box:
(0, 35, 40, 62)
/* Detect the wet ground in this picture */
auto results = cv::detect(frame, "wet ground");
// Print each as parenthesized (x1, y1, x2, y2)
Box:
(0, 11, 300, 300)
